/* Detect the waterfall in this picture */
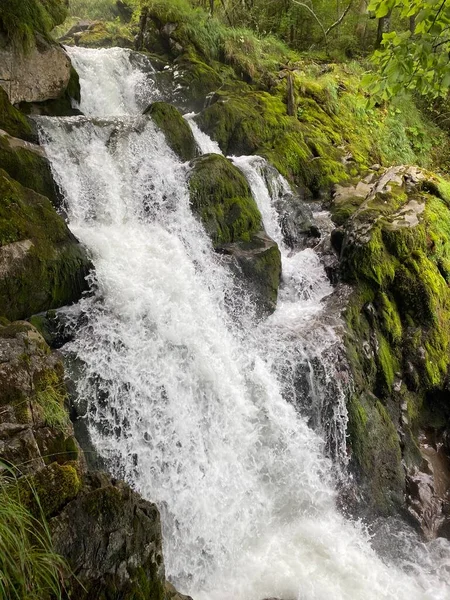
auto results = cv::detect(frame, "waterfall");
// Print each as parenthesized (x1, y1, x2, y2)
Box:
(37, 47, 450, 600)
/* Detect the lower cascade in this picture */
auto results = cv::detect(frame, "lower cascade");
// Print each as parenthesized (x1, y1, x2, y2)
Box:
(37, 47, 450, 600)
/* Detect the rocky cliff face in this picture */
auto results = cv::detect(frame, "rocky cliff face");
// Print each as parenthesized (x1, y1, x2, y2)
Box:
(331, 165, 450, 535)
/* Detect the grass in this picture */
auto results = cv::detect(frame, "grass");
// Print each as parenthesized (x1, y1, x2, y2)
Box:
(0, 0, 67, 50)
(0, 463, 67, 600)
(35, 371, 69, 431)
(142, 0, 296, 83)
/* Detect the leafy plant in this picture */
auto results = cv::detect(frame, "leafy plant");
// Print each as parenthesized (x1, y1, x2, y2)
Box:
(364, 0, 450, 100)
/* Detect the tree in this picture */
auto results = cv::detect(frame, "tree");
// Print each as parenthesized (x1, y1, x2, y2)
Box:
(364, 0, 450, 100)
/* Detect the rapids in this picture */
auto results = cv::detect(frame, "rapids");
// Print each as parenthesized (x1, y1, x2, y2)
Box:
(37, 46, 450, 600)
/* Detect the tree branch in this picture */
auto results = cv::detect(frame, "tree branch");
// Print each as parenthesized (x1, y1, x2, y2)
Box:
(326, 0, 354, 36)
(291, 0, 328, 44)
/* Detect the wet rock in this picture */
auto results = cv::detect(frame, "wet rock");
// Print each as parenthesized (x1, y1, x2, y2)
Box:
(189, 154, 282, 313)
(0, 170, 91, 320)
(218, 231, 281, 316)
(51, 472, 167, 600)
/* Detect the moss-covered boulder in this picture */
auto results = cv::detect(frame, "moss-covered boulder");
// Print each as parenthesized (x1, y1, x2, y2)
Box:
(195, 89, 349, 198)
(145, 101, 197, 161)
(0, 169, 91, 321)
(189, 154, 281, 313)
(67, 20, 134, 49)
(0, 86, 35, 141)
(336, 166, 450, 516)
(0, 131, 59, 204)
(189, 154, 262, 246)
(220, 231, 281, 315)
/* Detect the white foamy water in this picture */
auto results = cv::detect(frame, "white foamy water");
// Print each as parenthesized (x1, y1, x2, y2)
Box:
(67, 46, 158, 116)
(38, 47, 450, 600)
(184, 112, 223, 155)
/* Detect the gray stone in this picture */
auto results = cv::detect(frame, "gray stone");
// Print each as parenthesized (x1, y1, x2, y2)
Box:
(0, 36, 71, 105)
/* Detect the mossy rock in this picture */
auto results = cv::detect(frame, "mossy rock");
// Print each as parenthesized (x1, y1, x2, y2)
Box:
(341, 168, 450, 513)
(172, 54, 223, 110)
(145, 101, 197, 161)
(347, 393, 405, 513)
(73, 21, 134, 49)
(18, 462, 81, 518)
(0, 87, 35, 141)
(51, 473, 168, 600)
(0, 134, 59, 205)
(196, 89, 348, 197)
(0, 169, 91, 320)
(189, 154, 262, 246)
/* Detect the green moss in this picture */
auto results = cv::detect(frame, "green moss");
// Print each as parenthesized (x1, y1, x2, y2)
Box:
(342, 226, 397, 288)
(347, 393, 404, 512)
(174, 54, 223, 107)
(73, 21, 134, 48)
(145, 101, 197, 161)
(376, 333, 398, 394)
(376, 292, 402, 346)
(0, 136, 58, 204)
(189, 154, 261, 246)
(18, 462, 81, 518)
(0, 0, 68, 50)
(0, 87, 34, 141)
(0, 170, 91, 320)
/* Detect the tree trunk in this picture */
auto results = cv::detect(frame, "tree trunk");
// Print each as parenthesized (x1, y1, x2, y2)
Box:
(287, 73, 295, 117)
(355, 0, 368, 46)
(375, 9, 392, 49)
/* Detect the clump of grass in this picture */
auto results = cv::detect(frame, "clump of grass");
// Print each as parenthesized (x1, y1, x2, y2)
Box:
(35, 371, 69, 431)
(0, 463, 68, 600)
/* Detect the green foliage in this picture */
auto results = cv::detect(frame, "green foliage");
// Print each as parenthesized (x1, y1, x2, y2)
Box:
(0, 463, 67, 600)
(0, 0, 67, 50)
(141, 0, 296, 84)
(68, 0, 138, 20)
(364, 0, 450, 100)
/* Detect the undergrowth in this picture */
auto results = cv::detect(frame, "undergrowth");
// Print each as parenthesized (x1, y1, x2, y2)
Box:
(68, 0, 139, 21)
(0, 462, 67, 600)
(0, 0, 67, 50)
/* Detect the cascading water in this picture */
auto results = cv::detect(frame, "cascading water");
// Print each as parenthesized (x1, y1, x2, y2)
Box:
(37, 47, 450, 600)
